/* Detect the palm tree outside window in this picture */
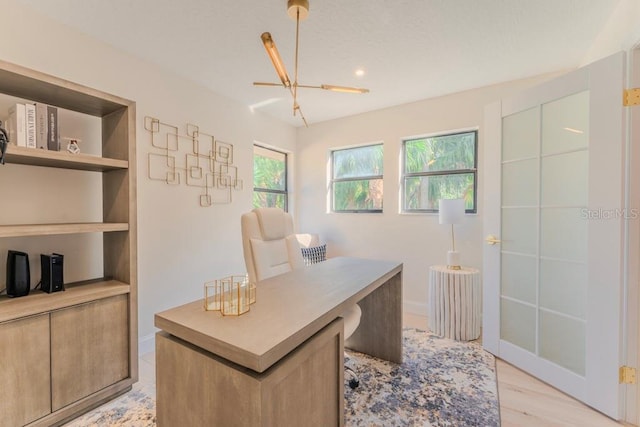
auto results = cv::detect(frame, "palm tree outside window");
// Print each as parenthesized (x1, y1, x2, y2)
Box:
(253, 145, 288, 210)
(402, 130, 477, 213)
(330, 143, 384, 213)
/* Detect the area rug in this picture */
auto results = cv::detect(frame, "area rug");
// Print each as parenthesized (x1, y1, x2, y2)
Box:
(65, 328, 499, 427)
(345, 328, 499, 426)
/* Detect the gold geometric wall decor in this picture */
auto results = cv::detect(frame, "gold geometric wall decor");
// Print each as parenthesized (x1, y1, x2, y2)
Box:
(144, 116, 243, 207)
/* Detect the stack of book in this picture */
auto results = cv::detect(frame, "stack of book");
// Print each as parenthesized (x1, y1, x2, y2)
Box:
(5, 103, 59, 150)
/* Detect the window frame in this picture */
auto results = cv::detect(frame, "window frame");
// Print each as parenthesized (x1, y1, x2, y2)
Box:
(330, 143, 384, 214)
(253, 144, 289, 211)
(401, 130, 478, 214)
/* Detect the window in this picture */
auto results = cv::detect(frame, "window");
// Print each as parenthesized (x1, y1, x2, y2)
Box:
(331, 143, 383, 212)
(253, 145, 288, 210)
(402, 130, 477, 213)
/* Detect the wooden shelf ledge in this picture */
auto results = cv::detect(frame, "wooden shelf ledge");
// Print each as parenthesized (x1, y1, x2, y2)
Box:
(0, 279, 131, 323)
(0, 222, 129, 238)
(4, 145, 128, 171)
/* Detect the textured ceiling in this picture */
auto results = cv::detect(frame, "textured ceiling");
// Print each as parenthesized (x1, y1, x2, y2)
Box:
(19, 0, 620, 127)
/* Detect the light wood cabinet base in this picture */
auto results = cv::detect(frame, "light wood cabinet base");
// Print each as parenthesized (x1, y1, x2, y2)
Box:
(51, 295, 130, 410)
(32, 381, 133, 427)
(0, 314, 51, 427)
(156, 318, 345, 427)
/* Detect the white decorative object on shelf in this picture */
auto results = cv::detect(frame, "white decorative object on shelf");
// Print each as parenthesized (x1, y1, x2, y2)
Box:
(65, 138, 81, 154)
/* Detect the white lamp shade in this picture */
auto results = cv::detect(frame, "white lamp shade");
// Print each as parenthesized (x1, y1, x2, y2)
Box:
(439, 199, 465, 225)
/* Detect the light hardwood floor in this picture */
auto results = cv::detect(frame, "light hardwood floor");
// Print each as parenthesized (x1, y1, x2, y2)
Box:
(404, 312, 628, 427)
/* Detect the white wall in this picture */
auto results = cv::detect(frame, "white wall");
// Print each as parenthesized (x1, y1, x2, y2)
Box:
(294, 74, 562, 314)
(581, 0, 640, 66)
(0, 0, 296, 352)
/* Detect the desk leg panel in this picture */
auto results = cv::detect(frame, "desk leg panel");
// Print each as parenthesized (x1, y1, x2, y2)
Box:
(345, 271, 403, 363)
(156, 332, 261, 426)
(156, 318, 344, 427)
(262, 318, 344, 427)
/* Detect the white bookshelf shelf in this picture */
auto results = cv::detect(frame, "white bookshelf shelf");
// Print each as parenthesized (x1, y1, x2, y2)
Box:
(4, 145, 128, 171)
(0, 222, 129, 238)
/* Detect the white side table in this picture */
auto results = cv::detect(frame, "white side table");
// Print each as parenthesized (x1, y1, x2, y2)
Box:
(428, 265, 481, 341)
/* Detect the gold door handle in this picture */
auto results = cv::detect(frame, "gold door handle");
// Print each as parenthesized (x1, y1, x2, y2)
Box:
(486, 235, 501, 245)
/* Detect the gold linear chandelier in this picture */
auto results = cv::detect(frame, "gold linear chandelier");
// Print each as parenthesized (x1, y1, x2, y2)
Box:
(253, 0, 369, 126)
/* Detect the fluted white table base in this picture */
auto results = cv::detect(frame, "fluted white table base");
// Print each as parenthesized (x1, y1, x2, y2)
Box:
(428, 265, 481, 341)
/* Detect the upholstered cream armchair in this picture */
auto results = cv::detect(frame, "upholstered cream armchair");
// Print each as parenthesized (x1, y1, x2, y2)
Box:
(241, 207, 305, 284)
(241, 207, 362, 388)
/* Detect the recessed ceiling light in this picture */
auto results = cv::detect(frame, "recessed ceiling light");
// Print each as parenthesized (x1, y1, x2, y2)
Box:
(355, 69, 365, 77)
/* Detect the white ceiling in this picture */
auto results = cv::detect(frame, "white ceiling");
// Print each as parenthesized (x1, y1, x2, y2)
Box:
(19, 0, 620, 127)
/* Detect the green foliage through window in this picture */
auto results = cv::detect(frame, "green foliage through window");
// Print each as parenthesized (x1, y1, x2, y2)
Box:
(331, 144, 383, 212)
(253, 145, 287, 210)
(403, 131, 477, 212)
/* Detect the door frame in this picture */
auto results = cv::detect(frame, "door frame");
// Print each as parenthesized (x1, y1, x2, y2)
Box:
(483, 51, 629, 419)
(629, 43, 640, 425)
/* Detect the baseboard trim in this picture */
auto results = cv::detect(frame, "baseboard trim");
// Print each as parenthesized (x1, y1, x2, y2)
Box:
(138, 333, 155, 356)
(403, 300, 427, 316)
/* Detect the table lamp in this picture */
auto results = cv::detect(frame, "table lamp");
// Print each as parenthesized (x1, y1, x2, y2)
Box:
(439, 198, 465, 270)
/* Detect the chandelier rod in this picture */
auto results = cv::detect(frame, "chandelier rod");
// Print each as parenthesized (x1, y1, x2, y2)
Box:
(293, 7, 301, 117)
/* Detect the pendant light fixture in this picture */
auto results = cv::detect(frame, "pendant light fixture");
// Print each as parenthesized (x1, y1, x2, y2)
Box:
(253, 0, 369, 126)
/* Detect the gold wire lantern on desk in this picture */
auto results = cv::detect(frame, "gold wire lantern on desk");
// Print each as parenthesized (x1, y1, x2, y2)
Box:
(204, 279, 223, 311)
(204, 274, 256, 316)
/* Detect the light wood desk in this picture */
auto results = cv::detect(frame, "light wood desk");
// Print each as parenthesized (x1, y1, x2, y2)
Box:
(154, 257, 403, 427)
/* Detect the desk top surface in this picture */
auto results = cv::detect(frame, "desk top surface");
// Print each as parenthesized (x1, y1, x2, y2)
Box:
(155, 257, 402, 373)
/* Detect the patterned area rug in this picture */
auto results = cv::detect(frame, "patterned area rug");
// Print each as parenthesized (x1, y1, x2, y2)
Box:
(345, 328, 499, 426)
(66, 329, 499, 427)
(64, 387, 155, 427)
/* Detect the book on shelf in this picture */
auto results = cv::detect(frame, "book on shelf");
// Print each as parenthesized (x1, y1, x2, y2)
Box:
(35, 102, 47, 149)
(25, 103, 36, 148)
(7, 103, 26, 147)
(35, 102, 60, 151)
(47, 104, 59, 151)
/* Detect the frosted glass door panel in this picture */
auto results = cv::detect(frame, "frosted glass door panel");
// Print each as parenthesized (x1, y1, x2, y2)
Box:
(502, 159, 538, 206)
(541, 151, 588, 207)
(501, 208, 537, 255)
(501, 253, 536, 304)
(539, 310, 586, 376)
(539, 259, 587, 319)
(500, 81, 591, 381)
(541, 91, 589, 155)
(501, 298, 535, 353)
(502, 107, 539, 161)
(540, 208, 587, 262)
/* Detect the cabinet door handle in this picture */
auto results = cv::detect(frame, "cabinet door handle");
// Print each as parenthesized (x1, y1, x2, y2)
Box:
(485, 235, 501, 245)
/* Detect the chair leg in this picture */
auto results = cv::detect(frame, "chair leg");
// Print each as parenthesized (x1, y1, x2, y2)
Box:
(345, 366, 359, 389)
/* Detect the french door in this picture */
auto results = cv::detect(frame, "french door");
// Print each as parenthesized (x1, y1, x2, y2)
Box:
(483, 51, 627, 418)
